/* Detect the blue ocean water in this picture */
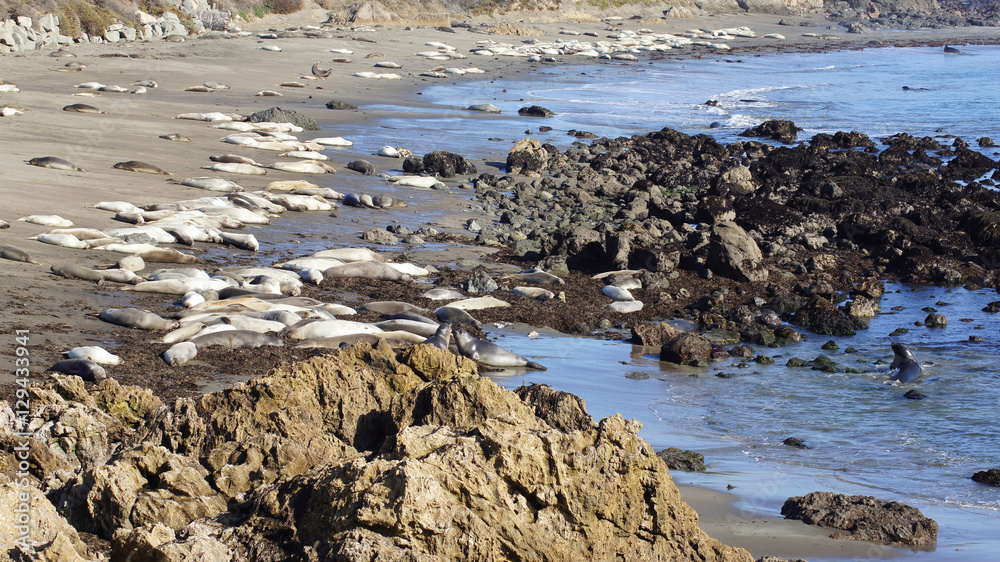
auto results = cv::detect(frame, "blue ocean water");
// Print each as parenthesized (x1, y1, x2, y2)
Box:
(321, 45, 1000, 559)
(363, 45, 1000, 158)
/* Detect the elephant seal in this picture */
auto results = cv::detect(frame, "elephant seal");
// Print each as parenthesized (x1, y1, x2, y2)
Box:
(211, 154, 262, 166)
(382, 311, 438, 325)
(114, 161, 172, 175)
(51, 264, 105, 283)
(343, 193, 375, 208)
(602, 285, 634, 301)
(943, 45, 961, 54)
(63, 103, 107, 114)
(220, 232, 259, 252)
(0, 245, 38, 264)
(889, 342, 922, 383)
(324, 262, 412, 283)
(420, 288, 465, 301)
(435, 306, 482, 330)
(359, 301, 428, 315)
(66, 346, 121, 365)
(311, 62, 333, 77)
(189, 330, 284, 349)
(48, 359, 107, 381)
(160, 133, 192, 142)
(28, 156, 86, 172)
(99, 308, 178, 331)
(347, 159, 375, 175)
(138, 248, 203, 264)
(163, 341, 198, 366)
(503, 269, 565, 285)
(374, 319, 438, 338)
(373, 194, 407, 208)
(422, 322, 452, 350)
(453, 329, 546, 370)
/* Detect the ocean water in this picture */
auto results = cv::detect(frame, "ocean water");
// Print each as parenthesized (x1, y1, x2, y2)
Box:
(360, 45, 1000, 157)
(313, 45, 1000, 558)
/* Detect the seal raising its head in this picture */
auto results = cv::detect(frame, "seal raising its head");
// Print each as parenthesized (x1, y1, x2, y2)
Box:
(889, 342, 922, 383)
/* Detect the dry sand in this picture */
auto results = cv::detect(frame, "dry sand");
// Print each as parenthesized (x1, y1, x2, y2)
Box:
(1, 9, 996, 559)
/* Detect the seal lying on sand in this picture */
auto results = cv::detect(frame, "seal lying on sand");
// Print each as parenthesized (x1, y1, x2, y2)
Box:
(889, 342, 922, 383)
(114, 161, 172, 175)
(27, 156, 86, 172)
(453, 329, 546, 370)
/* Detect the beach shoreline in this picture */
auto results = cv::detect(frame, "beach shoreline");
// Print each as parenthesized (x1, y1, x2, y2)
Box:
(2, 11, 998, 560)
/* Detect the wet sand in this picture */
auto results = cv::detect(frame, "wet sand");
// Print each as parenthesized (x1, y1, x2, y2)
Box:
(1, 9, 997, 560)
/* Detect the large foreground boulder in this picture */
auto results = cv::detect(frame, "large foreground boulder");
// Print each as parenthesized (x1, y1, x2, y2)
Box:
(507, 137, 549, 176)
(7, 343, 752, 561)
(781, 491, 937, 546)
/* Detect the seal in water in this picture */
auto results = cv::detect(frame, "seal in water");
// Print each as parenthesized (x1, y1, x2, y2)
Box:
(422, 322, 452, 350)
(114, 161, 172, 175)
(27, 156, 86, 172)
(889, 342, 922, 383)
(453, 329, 546, 370)
(48, 359, 107, 381)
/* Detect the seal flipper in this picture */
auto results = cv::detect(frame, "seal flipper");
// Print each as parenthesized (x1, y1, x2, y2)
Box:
(525, 361, 547, 371)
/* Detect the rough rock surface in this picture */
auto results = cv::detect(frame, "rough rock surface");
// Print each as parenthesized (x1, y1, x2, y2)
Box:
(404, 150, 478, 178)
(781, 491, 937, 546)
(972, 468, 1000, 486)
(246, 107, 319, 131)
(708, 221, 768, 282)
(660, 332, 715, 366)
(657, 447, 707, 472)
(2, 344, 752, 561)
(507, 137, 550, 177)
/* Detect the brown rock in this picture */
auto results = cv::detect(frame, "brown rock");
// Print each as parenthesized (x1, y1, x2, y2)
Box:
(0, 479, 91, 559)
(507, 137, 549, 177)
(631, 320, 682, 346)
(707, 221, 768, 283)
(234, 414, 753, 561)
(660, 332, 715, 366)
(398, 343, 479, 381)
(781, 491, 937, 546)
(515, 383, 596, 432)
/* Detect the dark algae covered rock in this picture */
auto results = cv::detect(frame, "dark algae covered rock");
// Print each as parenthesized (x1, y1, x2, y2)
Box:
(781, 491, 938, 546)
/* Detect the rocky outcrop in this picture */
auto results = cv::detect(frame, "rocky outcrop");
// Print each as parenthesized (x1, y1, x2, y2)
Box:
(2, 344, 752, 561)
(404, 150, 478, 178)
(507, 137, 550, 177)
(781, 491, 937, 546)
(707, 221, 768, 282)
(660, 332, 715, 366)
(247, 107, 319, 131)
(740, 120, 801, 144)
(972, 468, 1000, 486)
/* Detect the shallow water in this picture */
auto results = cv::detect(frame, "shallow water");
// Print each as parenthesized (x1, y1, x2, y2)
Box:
(288, 45, 1000, 558)
(480, 283, 1000, 559)
(357, 45, 1000, 157)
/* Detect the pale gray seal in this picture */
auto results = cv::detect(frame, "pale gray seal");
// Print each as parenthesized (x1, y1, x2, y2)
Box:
(114, 161, 172, 175)
(453, 329, 546, 370)
(51, 264, 105, 283)
(889, 342, 922, 383)
(382, 311, 438, 325)
(435, 306, 482, 330)
(189, 330, 284, 349)
(99, 308, 178, 331)
(0, 245, 38, 264)
(48, 359, 107, 381)
(163, 341, 198, 366)
(359, 301, 429, 315)
(27, 156, 86, 172)
(160, 133, 192, 142)
(422, 322, 452, 350)
(503, 270, 565, 285)
(324, 262, 412, 283)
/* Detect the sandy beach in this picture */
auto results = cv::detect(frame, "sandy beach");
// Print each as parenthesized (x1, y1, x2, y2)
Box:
(2, 7, 998, 559)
